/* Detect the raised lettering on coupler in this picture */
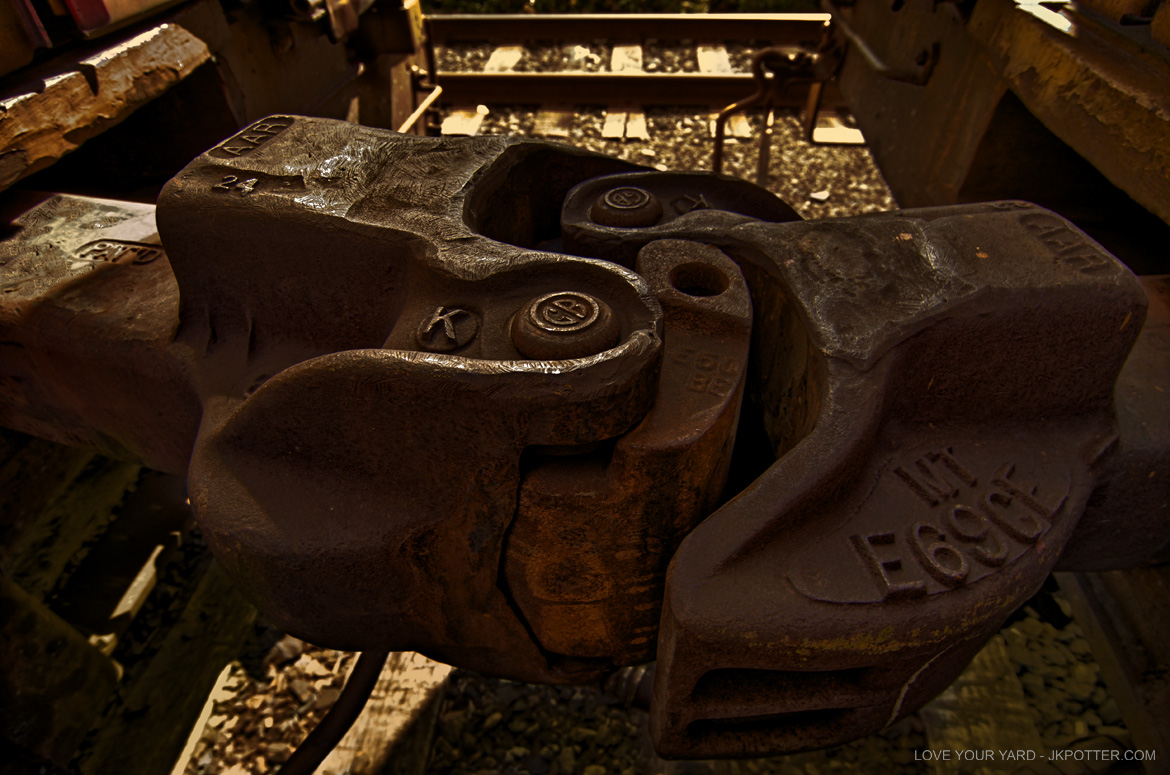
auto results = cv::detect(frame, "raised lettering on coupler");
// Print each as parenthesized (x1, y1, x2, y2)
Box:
(908, 521, 969, 587)
(850, 532, 927, 600)
(1019, 213, 1112, 274)
(894, 447, 977, 506)
(210, 118, 293, 159)
(845, 454, 1065, 599)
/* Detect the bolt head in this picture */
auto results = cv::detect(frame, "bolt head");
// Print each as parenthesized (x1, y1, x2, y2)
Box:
(511, 291, 619, 360)
(590, 186, 663, 228)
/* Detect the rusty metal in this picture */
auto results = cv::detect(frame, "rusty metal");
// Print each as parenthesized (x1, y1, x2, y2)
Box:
(712, 48, 827, 183)
(0, 192, 200, 473)
(509, 291, 621, 360)
(62, 0, 186, 34)
(590, 186, 665, 228)
(2, 118, 1168, 757)
(289, 0, 374, 41)
(561, 169, 802, 265)
(0, 118, 753, 685)
(559, 189, 1155, 755)
(0, 0, 50, 78)
(1055, 275, 1170, 570)
(506, 238, 752, 666)
(822, 0, 940, 84)
(711, 21, 847, 181)
(797, 30, 855, 144)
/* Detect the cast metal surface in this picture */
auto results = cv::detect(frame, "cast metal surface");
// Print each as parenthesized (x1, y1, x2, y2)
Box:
(0, 118, 757, 685)
(559, 175, 1157, 755)
(0, 117, 1166, 757)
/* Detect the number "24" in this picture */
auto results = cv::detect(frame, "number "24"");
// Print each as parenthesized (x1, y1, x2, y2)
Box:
(214, 175, 259, 194)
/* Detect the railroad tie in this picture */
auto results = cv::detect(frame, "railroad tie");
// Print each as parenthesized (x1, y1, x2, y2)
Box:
(602, 44, 650, 141)
(440, 104, 489, 136)
(442, 44, 526, 136)
(698, 43, 752, 140)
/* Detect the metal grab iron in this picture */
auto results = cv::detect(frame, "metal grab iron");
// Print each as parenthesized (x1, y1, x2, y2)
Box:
(1, 116, 1166, 757)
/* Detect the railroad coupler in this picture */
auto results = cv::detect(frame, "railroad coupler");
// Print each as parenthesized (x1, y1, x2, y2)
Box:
(560, 187, 1151, 755)
(1, 117, 1164, 757)
(148, 117, 776, 683)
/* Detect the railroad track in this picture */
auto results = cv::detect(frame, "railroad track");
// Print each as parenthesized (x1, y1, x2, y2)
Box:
(427, 13, 860, 143)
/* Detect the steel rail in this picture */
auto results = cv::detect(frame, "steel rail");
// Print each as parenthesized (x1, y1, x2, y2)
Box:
(433, 71, 847, 108)
(427, 13, 845, 109)
(425, 13, 831, 46)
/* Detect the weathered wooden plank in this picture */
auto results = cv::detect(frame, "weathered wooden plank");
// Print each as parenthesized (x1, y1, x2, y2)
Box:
(77, 560, 257, 775)
(0, 427, 31, 465)
(696, 45, 734, 75)
(49, 471, 191, 645)
(0, 23, 211, 192)
(624, 111, 650, 141)
(609, 46, 649, 142)
(610, 44, 643, 73)
(484, 45, 524, 72)
(810, 112, 866, 145)
(167, 661, 238, 775)
(1, 574, 118, 768)
(532, 108, 574, 138)
(601, 110, 627, 139)
(7, 457, 140, 600)
(440, 105, 489, 136)
(317, 652, 452, 775)
(0, 433, 97, 566)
